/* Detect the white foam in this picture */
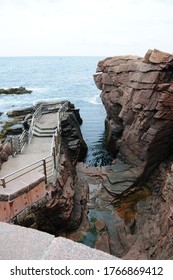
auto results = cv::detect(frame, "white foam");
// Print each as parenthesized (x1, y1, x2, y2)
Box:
(88, 94, 101, 105)
(29, 87, 49, 93)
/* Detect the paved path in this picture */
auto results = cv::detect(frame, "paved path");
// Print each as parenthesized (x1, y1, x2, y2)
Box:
(0, 137, 52, 178)
(0, 112, 57, 181)
(36, 112, 57, 129)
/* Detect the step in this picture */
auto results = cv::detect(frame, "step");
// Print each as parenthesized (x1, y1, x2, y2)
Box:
(33, 131, 54, 137)
(32, 127, 55, 137)
(34, 124, 57, 133)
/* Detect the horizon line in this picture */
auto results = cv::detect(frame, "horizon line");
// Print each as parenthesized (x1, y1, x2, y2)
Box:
(0, 55, 106, 58)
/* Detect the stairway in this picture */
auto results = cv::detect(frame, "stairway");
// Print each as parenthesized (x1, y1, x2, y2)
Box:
(32, 112, 58, 137)
(32, 124, 56, 137)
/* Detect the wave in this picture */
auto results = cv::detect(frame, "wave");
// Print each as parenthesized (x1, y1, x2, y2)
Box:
(32, 97, 66, 106)
(88, 93, 102, 105)
(29, 87, 50, 93)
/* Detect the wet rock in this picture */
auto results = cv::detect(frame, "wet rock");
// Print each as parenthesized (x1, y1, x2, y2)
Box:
(6, 124, 23, 135)
(95, 231, 110, 254)
(0, 87, 32, 95)
(95, 220, 106, 231)
(7, 107, 34, 117)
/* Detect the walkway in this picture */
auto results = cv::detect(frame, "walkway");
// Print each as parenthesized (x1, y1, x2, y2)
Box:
(0, 137, 52, 177)
(0, 104, 63, 223)
(0, 111, 58, 187)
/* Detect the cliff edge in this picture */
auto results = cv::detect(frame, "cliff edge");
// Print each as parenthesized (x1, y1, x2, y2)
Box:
(93, 49, 173, 259)
(94, 49, 173, 181)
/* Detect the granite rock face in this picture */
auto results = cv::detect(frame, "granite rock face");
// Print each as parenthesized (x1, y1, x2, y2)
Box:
(121, 161, 173, 260)
(36, 105, 88, 233)
(61, 106, 88, 163)
(38, 152, 88, 234)
(93, 49, 173, 259)
(94, 49, 173, 180)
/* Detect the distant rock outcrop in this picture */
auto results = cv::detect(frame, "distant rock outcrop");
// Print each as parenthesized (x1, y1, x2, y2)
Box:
(0, 87, 32, 95)
(94, 49, 173, 181)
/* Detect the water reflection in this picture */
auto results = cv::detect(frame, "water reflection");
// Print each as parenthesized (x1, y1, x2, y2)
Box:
(84, 132, 113, 166)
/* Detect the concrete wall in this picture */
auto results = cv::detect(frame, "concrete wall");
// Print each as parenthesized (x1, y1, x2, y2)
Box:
(0, 172, 46, 222)
(0, 222, 118, 259)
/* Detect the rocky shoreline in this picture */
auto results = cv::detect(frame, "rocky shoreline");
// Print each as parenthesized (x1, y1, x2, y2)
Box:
(1, 50, 173, 259)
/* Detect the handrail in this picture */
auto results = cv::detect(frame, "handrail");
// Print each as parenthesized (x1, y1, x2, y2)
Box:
(0, 155, 52, 188)
(28, 100, 68, 143)
(1, 156, 50, 179)
(11, 130, 29, 155)
(28, 103, 43, 143)
(0, 100, 69, 188)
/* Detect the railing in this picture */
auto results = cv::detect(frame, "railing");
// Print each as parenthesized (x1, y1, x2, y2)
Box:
(0, 156, 53, 188)
(28, 103, 43, 144)
(0, 100, 69, 189)
(28, 100, 68, 143)
(11, 130, 29, 155)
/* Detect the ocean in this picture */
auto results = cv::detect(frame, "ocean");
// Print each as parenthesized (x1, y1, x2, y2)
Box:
(0, 56, 112, 165)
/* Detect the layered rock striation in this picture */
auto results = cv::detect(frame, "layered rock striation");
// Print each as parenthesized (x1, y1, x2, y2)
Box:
(93, 49, 173, 259)
(42, 105, 88, 233)
(94, 49, 173, 181)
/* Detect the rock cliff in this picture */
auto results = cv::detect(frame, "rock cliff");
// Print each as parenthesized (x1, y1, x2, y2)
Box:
(94, 49, 173, 181)
(12, 103, 88, 234)
(40, 106, 88, 233)
(93, 49, 173, 259)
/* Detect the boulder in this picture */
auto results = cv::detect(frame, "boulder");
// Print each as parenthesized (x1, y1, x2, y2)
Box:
(3, 142, 12, 156)
(0, 151, 8, 162)
(95, 220, 106, 231)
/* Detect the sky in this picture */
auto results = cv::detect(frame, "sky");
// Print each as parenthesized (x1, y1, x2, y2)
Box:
(0, 0, 173, 57)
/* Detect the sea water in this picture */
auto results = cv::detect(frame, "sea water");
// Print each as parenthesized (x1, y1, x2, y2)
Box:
(0, 56, 112, 165)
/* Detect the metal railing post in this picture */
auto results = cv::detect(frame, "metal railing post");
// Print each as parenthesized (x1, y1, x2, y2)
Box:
(2, 178, 6, 188)
(17, 136, 21, 154)
(10, 137, 14, 157)
(42, 158, 47, 185)
(53, 147, 56, 169)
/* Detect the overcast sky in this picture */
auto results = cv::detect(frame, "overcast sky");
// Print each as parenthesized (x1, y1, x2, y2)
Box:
(0, 0, 173, 57)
